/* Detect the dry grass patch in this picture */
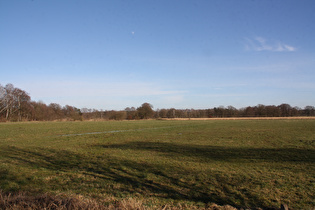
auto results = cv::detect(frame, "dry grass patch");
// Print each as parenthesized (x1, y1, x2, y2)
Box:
(162, 117, 315, 120)
(0, 191, 240, 210)
(0, 191, 104, 210)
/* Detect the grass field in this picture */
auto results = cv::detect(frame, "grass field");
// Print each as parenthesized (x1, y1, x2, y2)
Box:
(0, 119, 314, 209)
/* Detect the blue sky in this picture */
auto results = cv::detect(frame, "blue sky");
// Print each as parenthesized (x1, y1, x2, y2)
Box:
(1, 0, 315, 110)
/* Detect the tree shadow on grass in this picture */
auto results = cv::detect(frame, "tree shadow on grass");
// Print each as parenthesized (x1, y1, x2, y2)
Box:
(1, 146, 197, 202)
(98, 141, 315, 163)
(1, 144, 313, 209)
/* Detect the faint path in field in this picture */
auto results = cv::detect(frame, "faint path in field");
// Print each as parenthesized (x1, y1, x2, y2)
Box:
(57, 126, 178, 137)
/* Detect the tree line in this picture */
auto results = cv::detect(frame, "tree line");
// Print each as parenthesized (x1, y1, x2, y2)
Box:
(1, 83, 314, 122)
(0, 84, 82, 121)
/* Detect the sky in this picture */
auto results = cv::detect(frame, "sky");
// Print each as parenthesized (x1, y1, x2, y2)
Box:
(1, 0, 315, 110)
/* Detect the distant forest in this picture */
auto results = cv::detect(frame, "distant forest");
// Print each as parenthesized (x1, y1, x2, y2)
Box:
(1, 83, 315, 122)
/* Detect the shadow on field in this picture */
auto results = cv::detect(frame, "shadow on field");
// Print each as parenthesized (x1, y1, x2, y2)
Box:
(1, 144, 314, 209)
(100, 141, 315, 163)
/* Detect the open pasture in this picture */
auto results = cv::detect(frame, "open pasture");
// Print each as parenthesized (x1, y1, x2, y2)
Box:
(0, 119, 314, 209)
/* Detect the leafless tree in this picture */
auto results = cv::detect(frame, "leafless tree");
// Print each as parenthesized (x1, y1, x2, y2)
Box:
(0, 84, 30, 121)
(137, 103, 154, 119)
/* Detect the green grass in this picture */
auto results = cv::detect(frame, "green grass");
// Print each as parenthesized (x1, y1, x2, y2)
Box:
(0, 119, 314, 209)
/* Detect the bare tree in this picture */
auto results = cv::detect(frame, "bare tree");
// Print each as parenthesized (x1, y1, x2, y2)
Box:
(278, 103, 292, 117)
(14, 87, 31, 121)
(304, 106, 315, 116)
(0, 84, 31, 121)
(137, 103, 154, 119)
(0, 84, 6, 115)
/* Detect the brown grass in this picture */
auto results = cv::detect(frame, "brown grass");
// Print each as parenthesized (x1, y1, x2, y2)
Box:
(0, 191, 104, 210)
(0, 191, 239, 210)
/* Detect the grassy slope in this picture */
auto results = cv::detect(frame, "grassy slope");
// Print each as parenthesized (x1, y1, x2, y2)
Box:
(0, 120, 314, 209)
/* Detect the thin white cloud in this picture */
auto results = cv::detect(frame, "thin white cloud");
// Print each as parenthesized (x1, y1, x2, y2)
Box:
(24, 80, 185, 99)
(245, 36, 296, 52)
(162, 95, 185, 104)
(197, 93, 252, 98)
(21, 80, 188, 109)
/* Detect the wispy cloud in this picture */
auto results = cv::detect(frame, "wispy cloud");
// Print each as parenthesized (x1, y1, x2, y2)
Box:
(27, 80, 184, 98)
(21, 80, 187, 109)
(245, 37, 296, 52)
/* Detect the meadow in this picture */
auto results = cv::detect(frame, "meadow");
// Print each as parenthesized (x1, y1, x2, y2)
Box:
(0, 119, 314, 209)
